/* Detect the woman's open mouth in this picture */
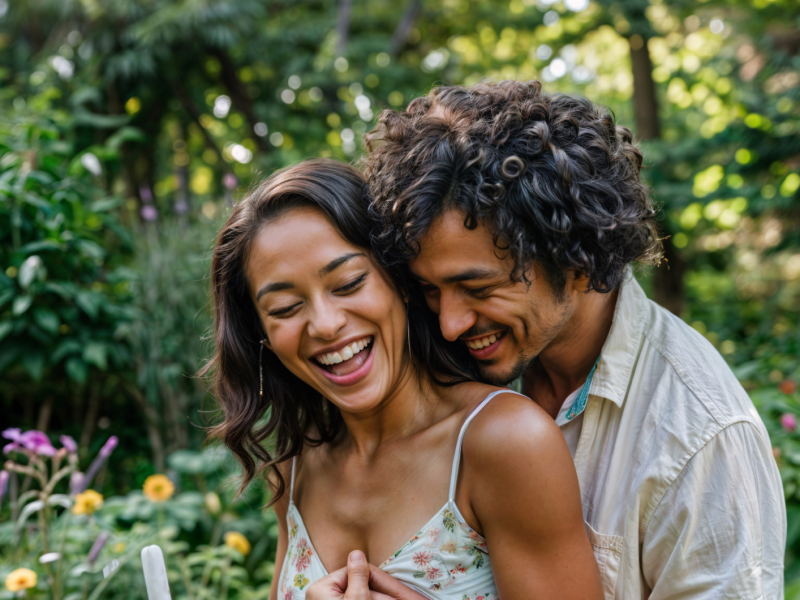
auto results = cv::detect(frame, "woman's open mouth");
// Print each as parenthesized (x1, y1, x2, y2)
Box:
(311, 336, 374, 385)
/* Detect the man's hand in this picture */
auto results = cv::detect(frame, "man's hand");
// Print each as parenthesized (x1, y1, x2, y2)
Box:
(305, 550, 429, 600)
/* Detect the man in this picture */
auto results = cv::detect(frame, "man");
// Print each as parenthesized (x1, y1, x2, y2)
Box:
(364, 80, 786, 598)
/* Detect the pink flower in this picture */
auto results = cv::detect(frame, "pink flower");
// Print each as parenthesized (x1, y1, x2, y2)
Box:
(781, 413, 797, 432)
(413, 551, 433, 568)
(3, 429, 56, 456)
(60, 435, 77, 454)
(425, 565, 441, 580)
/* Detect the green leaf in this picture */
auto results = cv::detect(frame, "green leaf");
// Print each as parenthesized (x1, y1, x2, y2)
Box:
(65, 357, 88, 383)
(12, 294, 33, 315)
(0, 289, 14, 309)
(76, 290, 101, 318)
(22, 351, 45, 381)
(89, 196, 124, 212)
(0, 321, 12, 342)
(33, 308, 60, 335)
(83, 342, 108, 370)
(52, 339, 83, 363)
(20, 239, 63, 254)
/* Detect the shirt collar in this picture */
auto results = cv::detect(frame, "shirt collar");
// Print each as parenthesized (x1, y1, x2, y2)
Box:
(588, 268, 650, 409)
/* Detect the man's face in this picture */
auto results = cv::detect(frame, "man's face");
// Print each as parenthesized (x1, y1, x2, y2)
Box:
(409, 209, 573, 386)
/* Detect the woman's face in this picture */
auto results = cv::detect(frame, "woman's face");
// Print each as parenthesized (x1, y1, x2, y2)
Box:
(246, 206, 409, 414)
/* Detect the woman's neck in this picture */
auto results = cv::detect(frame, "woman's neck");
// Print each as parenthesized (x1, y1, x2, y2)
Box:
(337, 360, 441, 459)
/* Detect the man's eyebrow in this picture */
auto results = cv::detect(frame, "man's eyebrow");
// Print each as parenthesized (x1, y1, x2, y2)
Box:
(443, 268, 500, 284)
(256, 281, 294, 301)
(319, 252, 365, 277)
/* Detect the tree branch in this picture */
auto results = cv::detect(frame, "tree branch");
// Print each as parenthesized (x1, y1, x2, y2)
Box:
(391, 0, 422, 56)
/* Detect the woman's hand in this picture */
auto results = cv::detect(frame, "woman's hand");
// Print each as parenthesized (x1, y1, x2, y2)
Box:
(305, 551, 429, 600)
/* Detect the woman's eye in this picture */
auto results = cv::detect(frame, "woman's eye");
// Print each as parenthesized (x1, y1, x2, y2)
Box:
(335, 273, 368, 294)
(268, 303, 301, 318)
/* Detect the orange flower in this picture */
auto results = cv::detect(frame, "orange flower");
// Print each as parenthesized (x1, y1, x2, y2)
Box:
(143, 474, 175, 502)
(72, 489, 104, 515)
(224, 531, 251, 556)
(5, 568, 37, 591)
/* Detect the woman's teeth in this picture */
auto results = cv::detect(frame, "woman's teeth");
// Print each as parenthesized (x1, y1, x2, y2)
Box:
(315, 336, 373, 366)
(466, 333, 499, 350)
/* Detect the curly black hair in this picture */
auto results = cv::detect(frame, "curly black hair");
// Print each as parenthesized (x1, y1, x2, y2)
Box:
(364, 80, 662, 293)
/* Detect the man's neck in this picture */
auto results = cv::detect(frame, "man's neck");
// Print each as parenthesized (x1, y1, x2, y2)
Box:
(522, 286, 620, 420)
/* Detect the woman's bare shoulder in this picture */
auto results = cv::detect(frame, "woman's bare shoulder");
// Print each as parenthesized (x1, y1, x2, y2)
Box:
(460, 388, 572, 485)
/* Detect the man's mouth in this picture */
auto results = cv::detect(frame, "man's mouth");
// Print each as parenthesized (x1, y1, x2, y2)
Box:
(312, 336, 373, 376)
(462, 331, 506, 359)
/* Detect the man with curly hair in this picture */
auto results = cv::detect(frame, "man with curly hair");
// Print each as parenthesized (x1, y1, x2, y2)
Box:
(365, 80, 785, 598)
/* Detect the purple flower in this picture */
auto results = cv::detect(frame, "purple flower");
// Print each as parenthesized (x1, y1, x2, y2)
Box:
(2, 428, 23, 454)
(781, 413, 797, 433)
(61, 435, 78, 454)
(223, 172, 238, 190)
(76, 436, 118, 493)
(141, 205, 159, 221)
(70, 471, 84, 496)
(20, 431, 57, 456)
(87, 531, 109, 566)
(99, 436, 118, 458)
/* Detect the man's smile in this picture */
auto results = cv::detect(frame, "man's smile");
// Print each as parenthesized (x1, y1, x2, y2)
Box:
(461, 330, 507, 360)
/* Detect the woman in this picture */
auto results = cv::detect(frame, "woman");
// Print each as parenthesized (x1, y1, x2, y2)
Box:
(205, 159, 602, 600)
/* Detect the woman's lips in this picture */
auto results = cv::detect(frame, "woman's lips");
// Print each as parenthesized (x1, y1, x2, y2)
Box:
(312, 344, 375, 386)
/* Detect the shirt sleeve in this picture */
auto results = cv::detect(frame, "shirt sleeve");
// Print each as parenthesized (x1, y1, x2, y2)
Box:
(641, 421, 786, 600)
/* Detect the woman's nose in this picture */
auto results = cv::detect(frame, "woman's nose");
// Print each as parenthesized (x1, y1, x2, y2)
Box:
(307, 299, 348, 340)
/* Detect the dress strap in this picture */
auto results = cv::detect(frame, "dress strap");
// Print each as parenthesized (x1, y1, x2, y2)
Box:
(290, 455, 297, 503)
(448, 389, 527, 501)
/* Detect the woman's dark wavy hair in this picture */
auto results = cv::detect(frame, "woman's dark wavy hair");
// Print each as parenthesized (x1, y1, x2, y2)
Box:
(364, 80, 662, 293)
(201, 159, 475, 506)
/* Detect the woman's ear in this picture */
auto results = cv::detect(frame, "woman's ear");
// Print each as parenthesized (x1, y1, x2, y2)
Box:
(260, 338, 272, 352)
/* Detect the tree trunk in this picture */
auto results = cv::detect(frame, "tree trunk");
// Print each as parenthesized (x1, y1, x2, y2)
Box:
(125, 383, 166, 472)
(207, 48, 268, 153)
(629, 36, 660, 141)
(629, 34, 684, 314)
(391, 1, 422, 56)
(336, 0, 352, 56)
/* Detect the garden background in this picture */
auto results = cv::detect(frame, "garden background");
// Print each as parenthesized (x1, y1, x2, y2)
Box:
(1, 0, 798, 597)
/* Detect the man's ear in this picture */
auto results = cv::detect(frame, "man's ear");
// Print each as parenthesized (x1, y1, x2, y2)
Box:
(570, 271, 591, 293)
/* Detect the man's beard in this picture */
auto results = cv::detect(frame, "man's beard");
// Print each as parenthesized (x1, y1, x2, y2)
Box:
(475, 351, 536, 387)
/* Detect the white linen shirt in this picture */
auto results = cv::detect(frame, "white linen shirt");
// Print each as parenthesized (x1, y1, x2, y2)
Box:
(552, 271, 785, 599)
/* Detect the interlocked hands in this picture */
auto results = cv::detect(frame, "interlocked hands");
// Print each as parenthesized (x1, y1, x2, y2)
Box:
(306, 550, 429, 600)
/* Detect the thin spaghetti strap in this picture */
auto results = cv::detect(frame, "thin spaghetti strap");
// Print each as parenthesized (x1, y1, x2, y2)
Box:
(290, 456, 297, 503)
(448, 389, 528, 502)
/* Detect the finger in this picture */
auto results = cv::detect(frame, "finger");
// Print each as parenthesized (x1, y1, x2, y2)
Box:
(306, 567, 348, 600)
(344, 550, 372, 600)
(367, 565, 429, 600)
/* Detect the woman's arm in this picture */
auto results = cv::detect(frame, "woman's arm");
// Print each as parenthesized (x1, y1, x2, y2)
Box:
(461, 392, 603, 600)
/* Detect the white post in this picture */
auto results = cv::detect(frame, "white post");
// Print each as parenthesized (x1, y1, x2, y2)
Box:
(141, 545, 172, 600)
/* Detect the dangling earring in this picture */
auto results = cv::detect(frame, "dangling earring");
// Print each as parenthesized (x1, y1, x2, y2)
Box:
(259, 340, 267, 397)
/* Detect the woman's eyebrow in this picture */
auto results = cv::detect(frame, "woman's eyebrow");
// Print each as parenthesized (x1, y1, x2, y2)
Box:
(256, 281, 294, 301)
(319, 252, 365, 276)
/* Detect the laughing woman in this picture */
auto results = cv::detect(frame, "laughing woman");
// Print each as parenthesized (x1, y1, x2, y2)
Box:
(204, 159, 602, 600)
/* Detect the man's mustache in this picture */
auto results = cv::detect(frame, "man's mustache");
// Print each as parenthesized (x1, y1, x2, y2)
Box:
(458, 324, 511, 340)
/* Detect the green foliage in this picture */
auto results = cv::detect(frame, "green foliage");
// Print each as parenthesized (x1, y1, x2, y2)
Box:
(0, 111, 136, 386)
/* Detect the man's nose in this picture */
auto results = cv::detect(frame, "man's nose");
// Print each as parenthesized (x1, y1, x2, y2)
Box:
(308, 299, 347, 340)
(438, 293, 476, 342)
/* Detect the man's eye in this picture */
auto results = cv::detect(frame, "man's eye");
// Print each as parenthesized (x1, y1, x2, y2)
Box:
(467, 286, 493, 298)
(268, 303, 300, 317)
(421, 284, 438, 295)
(335, 272, 368, 294)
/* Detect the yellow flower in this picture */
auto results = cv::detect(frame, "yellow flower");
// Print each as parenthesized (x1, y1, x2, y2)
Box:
(72, 490, 104, 515)
(113, 542, 126, 553)
(5, 568, 37, 591)
(143, 474, 175, 502)
(224, 531, 251, 556)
